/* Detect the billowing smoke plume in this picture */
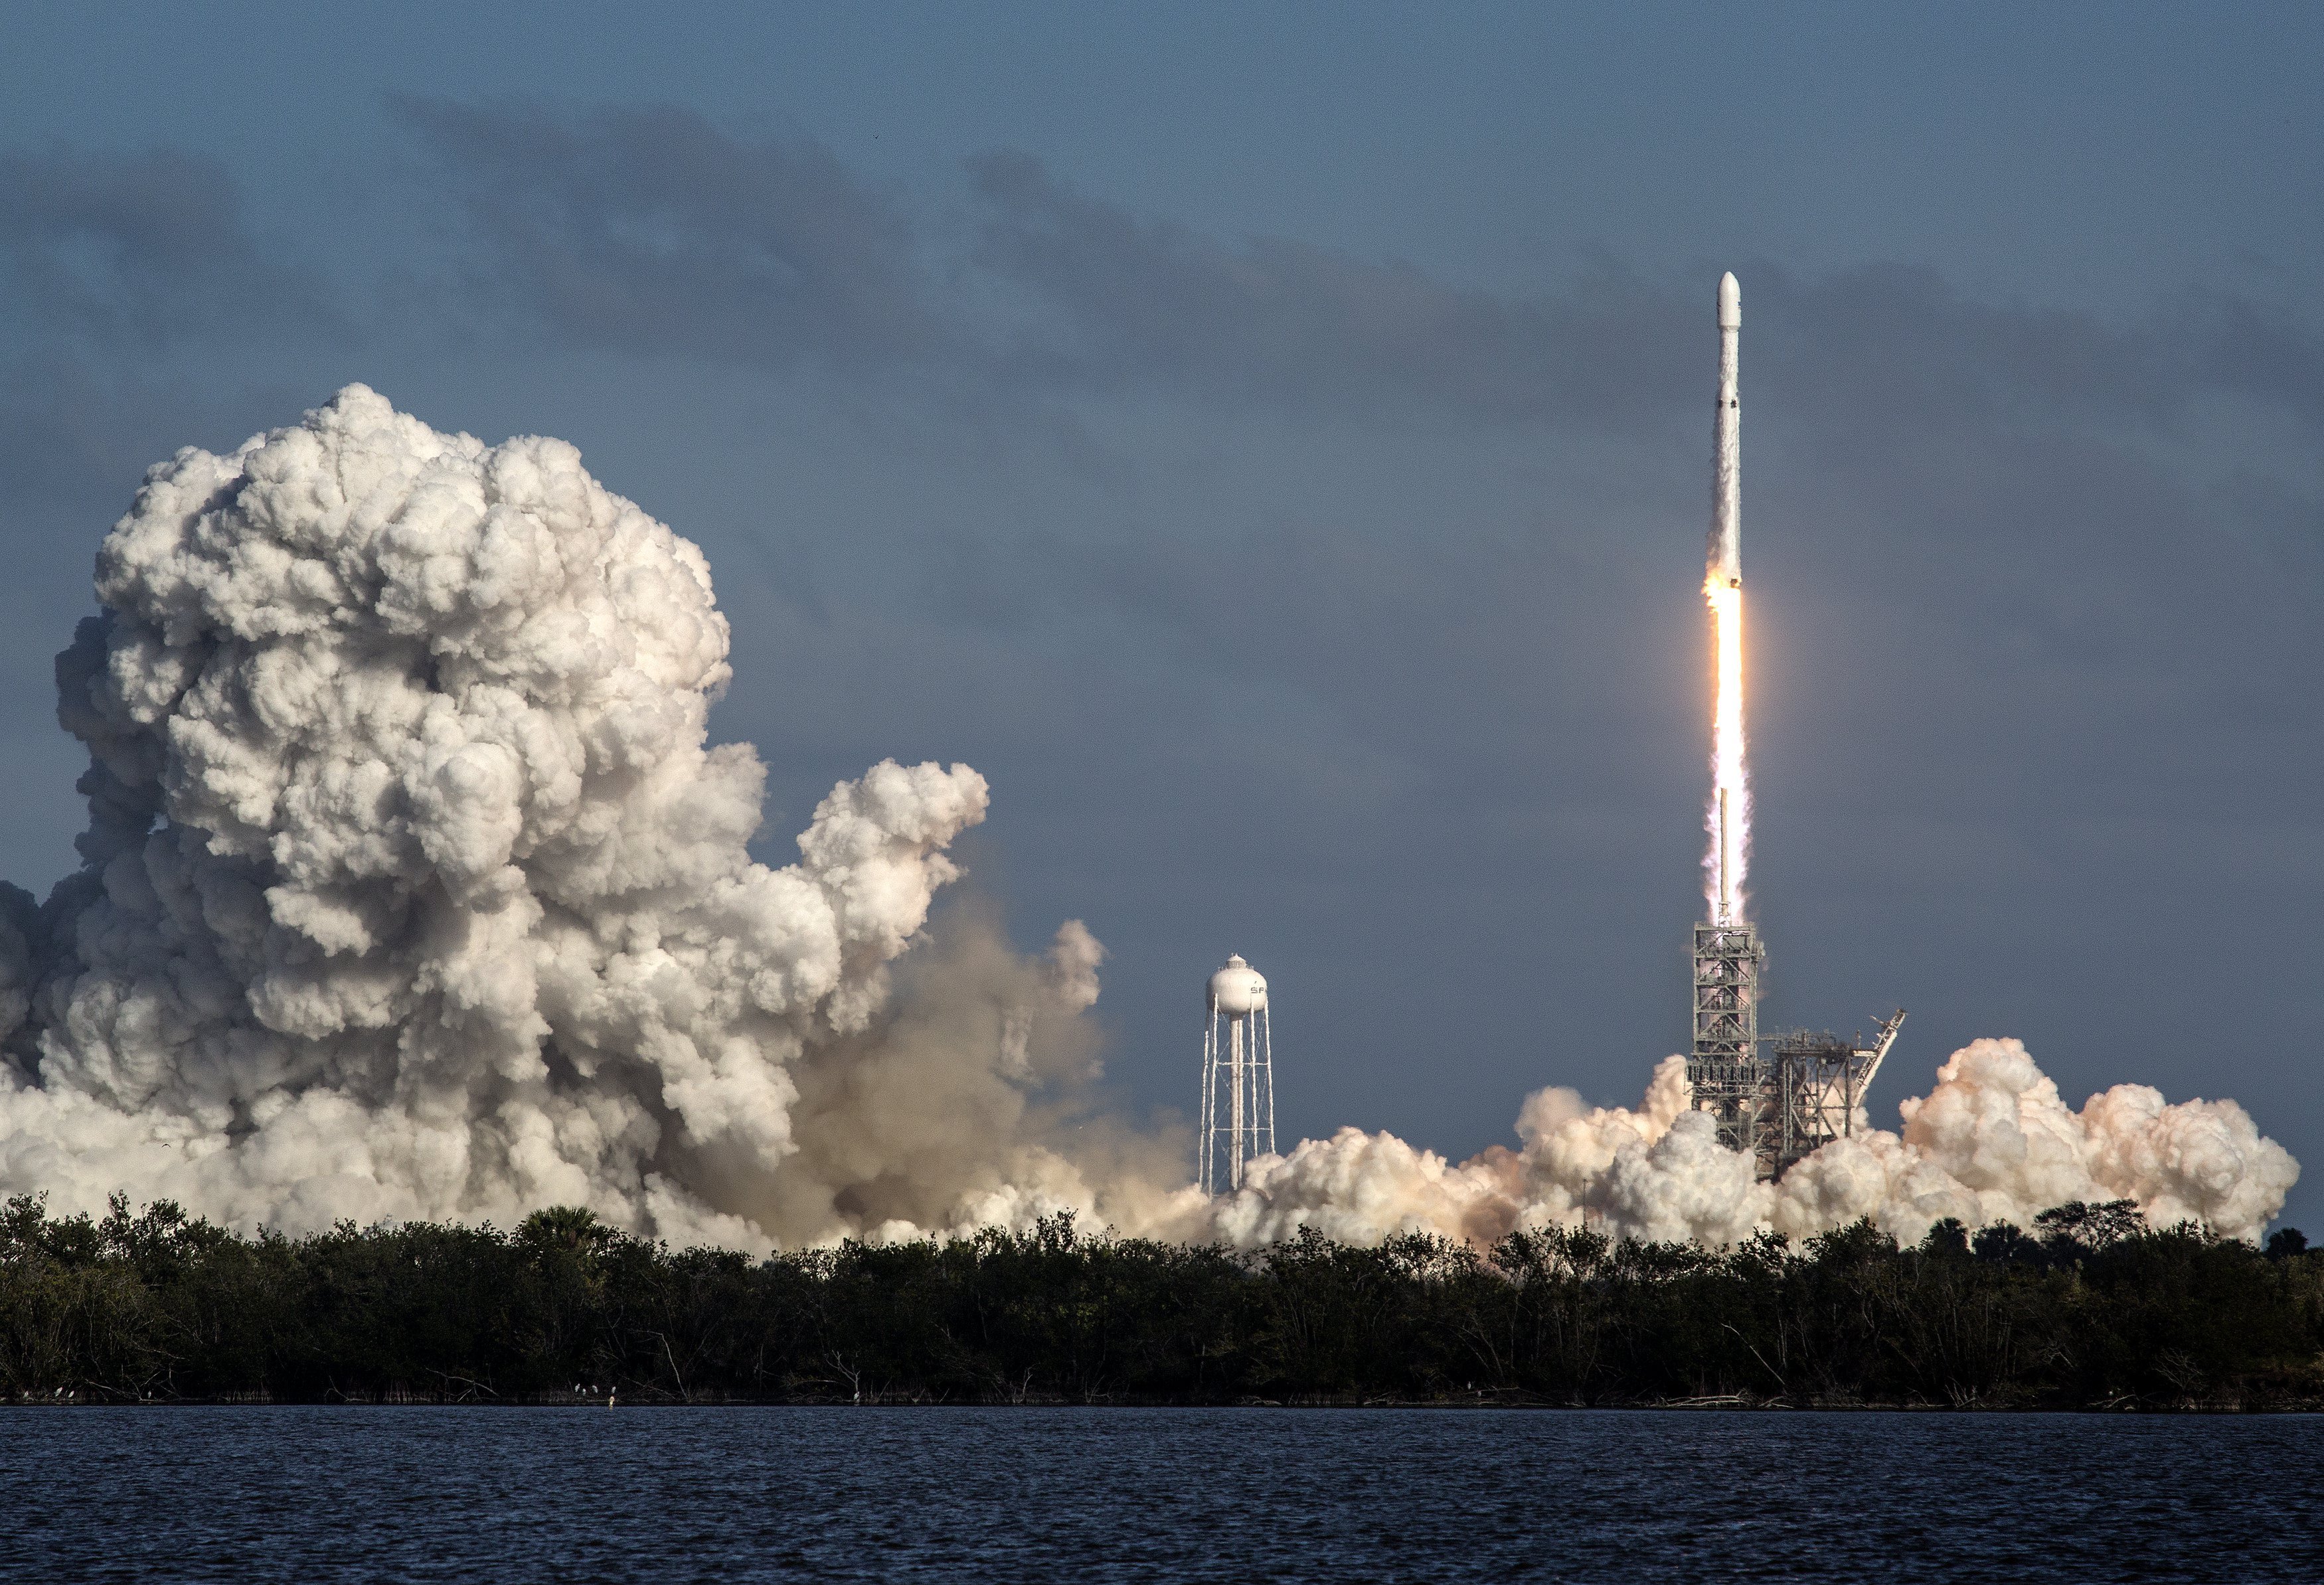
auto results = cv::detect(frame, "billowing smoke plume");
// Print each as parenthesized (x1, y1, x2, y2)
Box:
(0, 389, 2297, 1250)
(0, 386, 1190, 1248)
(1219, 1041, 2298, 1248)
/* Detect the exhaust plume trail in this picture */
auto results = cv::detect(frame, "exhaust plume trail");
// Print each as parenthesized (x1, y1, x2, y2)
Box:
(1704, 579, 1748, 922)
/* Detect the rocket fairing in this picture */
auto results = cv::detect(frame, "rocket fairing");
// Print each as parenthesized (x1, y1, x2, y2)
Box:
(1710, 272, 1742, 588)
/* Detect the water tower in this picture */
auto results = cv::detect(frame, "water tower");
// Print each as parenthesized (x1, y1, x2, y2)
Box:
(1199, 954, 1276, 1194)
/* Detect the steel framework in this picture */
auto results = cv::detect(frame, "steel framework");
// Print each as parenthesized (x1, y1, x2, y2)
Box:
(1688, 920, 1767, 1159)
(1198, 998, 1275, 1195)
(1759, 1011, 1906, 1179)
(1689, 920, 1904, 1179)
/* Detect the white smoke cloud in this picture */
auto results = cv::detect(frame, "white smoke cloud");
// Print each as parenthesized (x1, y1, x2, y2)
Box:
(0, 386, 1157, 1248)
(1209, 1040, 2298, 1248)
(0, 388, 2295, 1252)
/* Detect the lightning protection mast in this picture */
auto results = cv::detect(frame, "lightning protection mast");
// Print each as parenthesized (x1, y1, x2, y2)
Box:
(1199, 954, 1274, 1195)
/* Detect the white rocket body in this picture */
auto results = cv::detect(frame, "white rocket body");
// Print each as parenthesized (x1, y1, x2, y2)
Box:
(1710, 272, 1742, 588)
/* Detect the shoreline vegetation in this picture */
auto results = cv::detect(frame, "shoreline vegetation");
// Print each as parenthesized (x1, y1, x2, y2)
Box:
(3, 1195, 2317, 1410)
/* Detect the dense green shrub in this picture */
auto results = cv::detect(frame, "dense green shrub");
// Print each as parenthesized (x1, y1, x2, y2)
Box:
(1, 1193, 2316, 1406)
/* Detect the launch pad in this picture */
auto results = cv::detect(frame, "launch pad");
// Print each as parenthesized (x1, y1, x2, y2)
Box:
(1686, 927, 1904, 1181)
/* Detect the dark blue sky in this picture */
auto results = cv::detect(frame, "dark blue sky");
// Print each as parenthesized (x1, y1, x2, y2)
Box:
(3, 3, 2319, 1230)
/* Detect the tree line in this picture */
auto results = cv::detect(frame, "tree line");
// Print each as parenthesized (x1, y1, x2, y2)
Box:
(2, 1193, 2317, 1408)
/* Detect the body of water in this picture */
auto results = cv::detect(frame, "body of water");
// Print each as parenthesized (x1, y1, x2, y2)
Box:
(4, 1406, 2317, 1582)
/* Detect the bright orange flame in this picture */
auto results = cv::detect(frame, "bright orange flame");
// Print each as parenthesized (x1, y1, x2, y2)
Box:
(1705, 574, 1749, 922)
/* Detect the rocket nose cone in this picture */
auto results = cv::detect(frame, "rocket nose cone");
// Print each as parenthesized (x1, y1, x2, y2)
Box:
(1718, 272, 1741, 329)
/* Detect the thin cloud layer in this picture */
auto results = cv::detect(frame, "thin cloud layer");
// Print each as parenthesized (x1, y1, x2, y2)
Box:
(387, 102, 2324, 444)
(0, 145, 338, 346)
(967, 150, 1693, 424)
(390, 98, 947, 369)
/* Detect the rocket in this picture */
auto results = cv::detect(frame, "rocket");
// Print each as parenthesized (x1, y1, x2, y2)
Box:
(1710, 271, 1741, 588)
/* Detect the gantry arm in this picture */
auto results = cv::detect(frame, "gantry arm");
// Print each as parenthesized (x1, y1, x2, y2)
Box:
(1856, 1009, 1906, 1096)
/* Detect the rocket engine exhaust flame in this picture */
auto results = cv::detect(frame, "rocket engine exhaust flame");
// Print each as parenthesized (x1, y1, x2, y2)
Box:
(1704, 575, 1748, 924)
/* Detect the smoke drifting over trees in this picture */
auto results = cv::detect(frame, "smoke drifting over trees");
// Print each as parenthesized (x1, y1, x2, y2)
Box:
(0, 392, 2297, 1249)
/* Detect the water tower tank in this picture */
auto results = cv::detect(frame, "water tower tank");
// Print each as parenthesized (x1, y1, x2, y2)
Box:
(1208, 954, 1267, 1015)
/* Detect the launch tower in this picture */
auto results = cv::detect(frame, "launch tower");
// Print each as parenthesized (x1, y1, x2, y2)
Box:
(1689, 920, 1766, 1155)
(1697, 1010, 1908, 1179)
(1199, 954, 1275, 1194)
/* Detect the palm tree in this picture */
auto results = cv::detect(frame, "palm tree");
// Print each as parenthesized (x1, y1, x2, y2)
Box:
(517, 1206, 614, 1260)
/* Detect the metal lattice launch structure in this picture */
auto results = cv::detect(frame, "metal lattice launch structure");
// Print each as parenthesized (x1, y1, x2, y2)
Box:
(1762, 1018, 1908, 1176)
(1689, 919, 1767, 1156)
(1683, 272, 1904, 1180)
(1693, 1005, 1908, 1179)
(1199, 954, 1275, 1194)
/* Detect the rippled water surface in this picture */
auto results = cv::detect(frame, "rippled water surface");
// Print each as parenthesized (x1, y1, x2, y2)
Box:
(5, 1407, 2320, 1582)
